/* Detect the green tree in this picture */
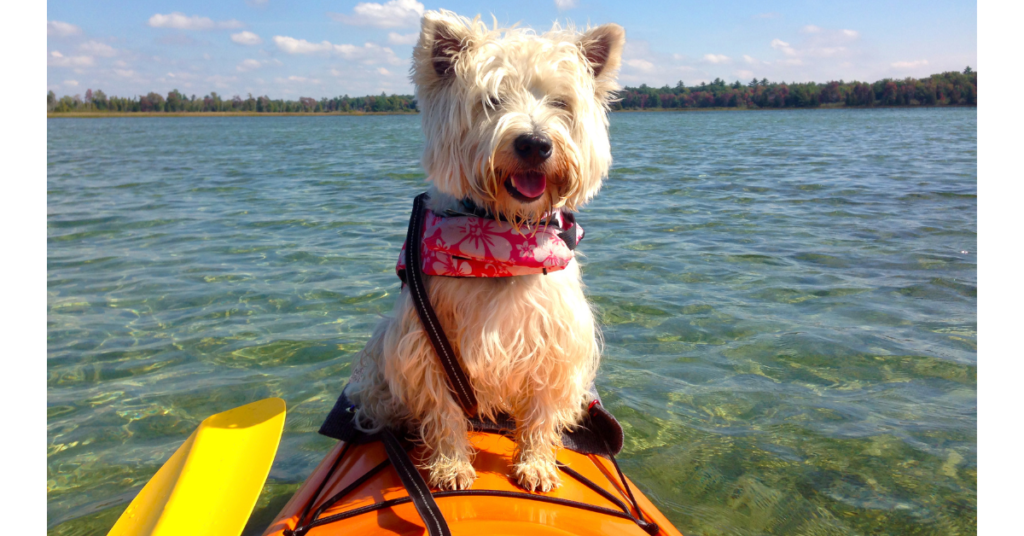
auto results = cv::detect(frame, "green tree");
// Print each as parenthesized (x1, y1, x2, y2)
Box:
(92, 89, 108, 110)
(142, 92, 165, 112)
(55, 95, 75, 112)
(166, 89, 184, 112)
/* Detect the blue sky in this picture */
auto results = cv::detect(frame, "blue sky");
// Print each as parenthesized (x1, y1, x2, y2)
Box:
(46, 0, 977, 99)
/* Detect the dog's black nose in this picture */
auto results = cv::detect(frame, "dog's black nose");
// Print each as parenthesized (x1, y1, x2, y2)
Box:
(514, 134, 553, 165)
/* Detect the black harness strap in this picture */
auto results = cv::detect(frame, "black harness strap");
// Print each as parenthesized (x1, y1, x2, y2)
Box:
(403, 193, 479, 418)
(379, 428, 452, 536)
(287, 429, 453, 536)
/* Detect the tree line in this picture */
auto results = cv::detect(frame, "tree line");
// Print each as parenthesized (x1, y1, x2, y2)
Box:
(614, 68, 976, 110)
(47, 90, 416, 114)
(47, 68, 976, 114)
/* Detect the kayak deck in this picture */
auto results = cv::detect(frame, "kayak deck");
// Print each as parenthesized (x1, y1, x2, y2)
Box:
(263, 431, 682, 536)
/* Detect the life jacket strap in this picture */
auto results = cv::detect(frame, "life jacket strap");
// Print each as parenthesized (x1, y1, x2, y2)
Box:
(403, 192, 479, 418)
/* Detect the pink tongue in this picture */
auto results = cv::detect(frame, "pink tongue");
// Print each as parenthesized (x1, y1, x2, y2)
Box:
(512, 171, 547, 198)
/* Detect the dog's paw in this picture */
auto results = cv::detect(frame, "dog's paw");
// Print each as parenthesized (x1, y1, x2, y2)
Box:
(428, 459, 477, 490)
(513, 458, 561, 492)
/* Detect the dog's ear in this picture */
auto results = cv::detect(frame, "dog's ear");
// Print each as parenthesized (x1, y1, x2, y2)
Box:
(414, 10, 473, 82)
(577, 24, 626, 82)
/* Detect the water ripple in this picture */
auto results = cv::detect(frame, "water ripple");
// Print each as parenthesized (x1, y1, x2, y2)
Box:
(48, 110, 975, 535)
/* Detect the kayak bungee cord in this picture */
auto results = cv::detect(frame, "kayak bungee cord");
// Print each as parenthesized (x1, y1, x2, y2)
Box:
(284, 419, 659, 536)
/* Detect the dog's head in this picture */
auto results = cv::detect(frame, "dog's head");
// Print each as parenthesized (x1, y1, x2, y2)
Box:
(412, 10, 625, 224)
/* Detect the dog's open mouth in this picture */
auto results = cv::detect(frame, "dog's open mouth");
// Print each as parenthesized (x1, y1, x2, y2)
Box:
(505, 171, 546, 202)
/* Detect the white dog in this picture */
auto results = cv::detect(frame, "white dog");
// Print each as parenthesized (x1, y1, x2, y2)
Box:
(348, 9, 625, 492)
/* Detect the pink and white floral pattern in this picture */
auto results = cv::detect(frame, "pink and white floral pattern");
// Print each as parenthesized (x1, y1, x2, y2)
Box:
(397, 211, 583, 278)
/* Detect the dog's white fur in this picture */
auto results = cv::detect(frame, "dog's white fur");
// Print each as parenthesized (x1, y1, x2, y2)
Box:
(347, 10, 625, 492)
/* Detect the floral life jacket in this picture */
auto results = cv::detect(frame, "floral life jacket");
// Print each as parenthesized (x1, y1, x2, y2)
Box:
(396, 202, 584, 279)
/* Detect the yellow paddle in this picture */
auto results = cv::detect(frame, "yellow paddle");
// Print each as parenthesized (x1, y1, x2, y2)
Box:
(107, 398, 287, 536)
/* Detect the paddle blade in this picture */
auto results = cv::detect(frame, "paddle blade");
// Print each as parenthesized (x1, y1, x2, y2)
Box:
(108, 397, 287, 536)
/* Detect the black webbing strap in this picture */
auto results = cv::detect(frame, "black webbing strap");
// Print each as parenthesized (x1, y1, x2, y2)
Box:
(286, 433, 659, 536)
(287, 430, 453, 536)
(380, 428, 452, 536)
(403, 193, 479, 418)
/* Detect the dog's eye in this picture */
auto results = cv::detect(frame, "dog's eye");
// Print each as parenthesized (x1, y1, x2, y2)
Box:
(549, 99, 570, 111)
(485, 95, 502, 109)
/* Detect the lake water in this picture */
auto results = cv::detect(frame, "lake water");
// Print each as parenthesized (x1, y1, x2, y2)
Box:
(47, 109, 977, 535)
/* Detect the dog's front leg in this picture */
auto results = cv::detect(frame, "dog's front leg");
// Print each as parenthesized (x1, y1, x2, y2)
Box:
(416, 375, 477, 490)
(383, 303, 478, 490)
(512, 397, 564, 492)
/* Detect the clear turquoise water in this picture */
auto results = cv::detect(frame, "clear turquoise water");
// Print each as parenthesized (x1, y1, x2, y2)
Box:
(47, 109, 976, 535)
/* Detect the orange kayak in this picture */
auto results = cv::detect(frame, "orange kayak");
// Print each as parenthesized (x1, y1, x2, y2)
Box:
(262, 430, 682, 536)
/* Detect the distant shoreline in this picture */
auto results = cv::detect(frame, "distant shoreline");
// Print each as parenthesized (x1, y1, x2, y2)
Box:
(48, 104, 976, 118)
(614, 104, 977, 112)
(47, 110, 419, 118)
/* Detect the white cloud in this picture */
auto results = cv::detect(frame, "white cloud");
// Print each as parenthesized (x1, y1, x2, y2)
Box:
(273, 36, 333, 54)
(387, 32, 418, 45)
(555, 0, 578, 10)
(114, 69, 137, 78)
(377, 67, 391, 75)
(770, 27, 859, 63)
(891, 59, 929, 69)
(742, 55, 760, 65)
(78, 41, 117, 57)
(770, 38, 796, 56)
(273, 36, 401, 64)
(147, 12, 244, 30)
(231, 31, 263, 45)
(237, 59, 263, 72)
(328, 0, 424, 29)
(735, 70, 754, 79)
(625, 59, 656, 73)
(48, 20, 82, 37)
(276, 76, 322, 84)
(206, 75, 239, 88)
(48, 51, 94, 68)
(703, 54, 730, 64)
(63, 80, 79, 87)
(809, 47, 846, 58)
(771, 39, 790, 48)
(617, 41, 699, 85)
